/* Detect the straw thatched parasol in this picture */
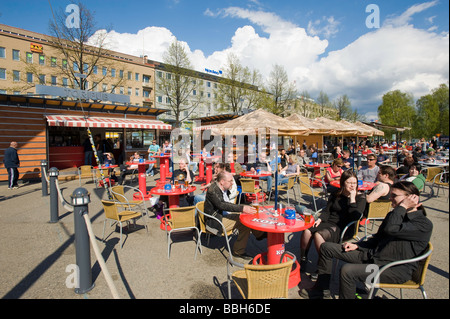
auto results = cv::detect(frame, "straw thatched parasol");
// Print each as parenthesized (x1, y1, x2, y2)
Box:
(314, 117, 361, 136)
(286, 113, 336, 135)
(354, 121, 385, 136)
(211, 108, 310, 136)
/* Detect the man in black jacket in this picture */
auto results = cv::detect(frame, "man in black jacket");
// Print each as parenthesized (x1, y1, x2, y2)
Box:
(3, 141, 20, 189)
(204, 171, 265, 260)
(300, 181, 433, 299)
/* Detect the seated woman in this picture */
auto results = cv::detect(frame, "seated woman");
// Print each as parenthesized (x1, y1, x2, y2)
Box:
(404, 163, 426, 191)
(300, 170, 366, 278)
(396, 155, 415, 179)
(324, 158, 344, 194)
(118, 152, 140, 185)
(104, 152, 118, 182)
(278, 154, 300, 185)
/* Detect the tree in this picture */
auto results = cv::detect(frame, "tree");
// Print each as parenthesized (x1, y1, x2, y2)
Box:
(216, 53, 264, 114)
(334, 94, 352, 120)
(378, 90, 416, 140)
(47, 1, 125, 92)
(265, 64, 296, 116)
(431, 83, 449, 136)
(317, 90, 331, 117)
(158, 40, 204, 128)
(297, 90, 312, 117)
(414, 94, 440, 139)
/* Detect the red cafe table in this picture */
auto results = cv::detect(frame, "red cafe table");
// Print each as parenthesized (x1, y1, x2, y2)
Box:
(330, 180, 376, 191)
(126, 160, 156, 200)
(240, 206, 315, 288)
(150, 185, 197, 208)
(240, 170, 272, 189)
(151, 154, 172, 186)
(193, 154, 220, 183)
(305, 163, 330, 177)
(93, 164, 118, 187)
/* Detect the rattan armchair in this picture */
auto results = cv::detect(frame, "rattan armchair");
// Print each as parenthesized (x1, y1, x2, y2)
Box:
(362, 200, 392, 237)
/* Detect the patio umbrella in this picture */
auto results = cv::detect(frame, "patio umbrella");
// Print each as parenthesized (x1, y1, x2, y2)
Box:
(212, 109, 310, 210)
(286, 113, 336, 135)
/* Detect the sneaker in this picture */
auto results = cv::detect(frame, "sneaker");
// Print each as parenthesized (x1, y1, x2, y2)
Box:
(12, 186, 19, 189)
(299, 288, 332, 299)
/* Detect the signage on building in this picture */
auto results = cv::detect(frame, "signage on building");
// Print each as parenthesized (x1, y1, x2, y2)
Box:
(204, 68, 223, 76)
(35, 85, 130, 104)
(30, 43, 43, 53)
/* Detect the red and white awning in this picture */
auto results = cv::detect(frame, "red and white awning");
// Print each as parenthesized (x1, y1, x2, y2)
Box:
(193, 125, 217, 131)
(46, 115, 172, 130)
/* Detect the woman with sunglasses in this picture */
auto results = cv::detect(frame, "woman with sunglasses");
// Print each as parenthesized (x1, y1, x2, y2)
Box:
(300, 170, 366, 279)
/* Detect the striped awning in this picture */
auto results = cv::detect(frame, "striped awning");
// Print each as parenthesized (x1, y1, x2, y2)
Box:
(193, 125, 217, 131)
(46, 115, 172, 130)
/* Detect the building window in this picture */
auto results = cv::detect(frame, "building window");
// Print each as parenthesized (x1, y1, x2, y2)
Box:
(62, 78, 68, 87)
(27, 72, 33, 83)
(143, 75, 150, 83)
(0, 68, 6, 80)
(126, 129, 156, 149)
(111, 68, 116, 77)
(39, 54, 45, 66)
(93, 65, 98, 75)
(157, 96, 162, 103)
(12, 49, 20, 61)
(51, 57, 57, 67)
(102, 67, 107, 76)
(83, 63, 89, 73)
(62, 59, 68, 69)
(0, 89, 6, 94)
(13, 70, 20, 82)
(119, 86, 124, 95)
(39, 74, 45, 84)
(26, 52, 33, 63)
(135, 88, 139, 96)
(128, 71, 132, 80)
(102, 84, 107, 92)
(128, 87, 132, 95)
(0, 47, 5, 58)
(74, 62, 79, 72)
(207, 81, 211, 87)
(51, 76, 57, 86)
(135, 73, 140, 81)
(143, 90, 150, 98)
(119, 70, 124, 78)
(192, 90, 197, 96)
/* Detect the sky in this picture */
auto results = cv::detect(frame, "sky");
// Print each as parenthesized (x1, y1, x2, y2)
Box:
(1, 0, 449, 121)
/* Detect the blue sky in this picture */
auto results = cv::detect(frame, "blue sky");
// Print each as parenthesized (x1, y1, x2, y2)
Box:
(1, 0, 449, 120)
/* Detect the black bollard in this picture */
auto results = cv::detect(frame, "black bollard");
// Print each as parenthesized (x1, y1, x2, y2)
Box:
(48, 167, 59, 223)
(41, 160, 48, 197)
(71, 188, 95, 294)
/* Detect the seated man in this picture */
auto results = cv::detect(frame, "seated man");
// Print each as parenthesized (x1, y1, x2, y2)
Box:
(341, 149, 354, 171)
(204, 171, 266, 260)
(194, 163, 237, 205)
(357, 154, 379, 183)
(296, 149, 310, 169)
(172, 158, 195, 206)
(118, 152, 140, 185)
(301, 181, 432, 299)
(376, 149, 390, 165)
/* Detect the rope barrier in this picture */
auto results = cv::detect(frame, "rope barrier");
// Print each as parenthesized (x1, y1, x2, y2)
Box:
(82, 213, 121, 299)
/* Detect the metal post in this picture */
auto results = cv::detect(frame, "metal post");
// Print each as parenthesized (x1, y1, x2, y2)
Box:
(48, 167, 59, 223)
(356, 150, 363, 173)
(41, 160, 48, 197)
(71, 188, 95, 294)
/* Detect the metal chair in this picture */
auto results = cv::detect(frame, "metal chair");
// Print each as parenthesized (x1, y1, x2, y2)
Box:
(269, 176, 298, 205)
(111, 185, 149, 217)
(421, 166, 443, 195)
(227, 251, 295, 299)
(195, 201, 234, 257)
(162, 206, 202, 259)
(238, 178, 263, 205)
(368, 242, 433, 299)
(339, 212, 363, 243)
(78, 165, 93, 185)
(362, 200, 392, 237)
(430, 171, 449, 201)
(101, 200, 148, 248)
(298, 176, 325, 211)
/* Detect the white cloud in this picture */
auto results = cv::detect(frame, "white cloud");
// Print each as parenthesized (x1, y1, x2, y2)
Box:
(91, 3, 449, 119)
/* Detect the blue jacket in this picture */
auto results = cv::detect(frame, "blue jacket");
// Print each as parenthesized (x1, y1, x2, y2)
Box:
(3, 147, 20, 168)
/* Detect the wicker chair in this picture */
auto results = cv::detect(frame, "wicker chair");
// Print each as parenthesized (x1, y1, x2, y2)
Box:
(111, 185, 147, 216)
(430, 171, 449, 201)
(269, 176, 298, 205)
(362, 200, 392, 237)
(162, 206, 202, 259)
(227, 252, 295, 299)
(421, 167, 443, 195)
(298, 176, 325, 211)
(78, 165, 93, 185)
(368, 242, 433, 299)
(238, 178, 263, 205)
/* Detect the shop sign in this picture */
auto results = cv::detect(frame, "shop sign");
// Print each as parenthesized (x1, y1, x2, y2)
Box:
(30, 43, 43, 53)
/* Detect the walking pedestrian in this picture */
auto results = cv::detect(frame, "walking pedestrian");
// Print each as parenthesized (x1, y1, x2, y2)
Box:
(3, 141, 20, 189)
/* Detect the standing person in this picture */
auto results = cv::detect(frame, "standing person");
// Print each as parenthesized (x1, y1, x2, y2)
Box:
(83, 136, 93, 165)
(3, 141, 20, 189)
(146, 140, 160, 176)
(300, 181, 432, 299)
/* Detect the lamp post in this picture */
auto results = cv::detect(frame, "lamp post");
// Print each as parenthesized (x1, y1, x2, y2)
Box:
(41, 160, 48, 197)
(48, 167, 59, 223)
(70, 187, 94, 294)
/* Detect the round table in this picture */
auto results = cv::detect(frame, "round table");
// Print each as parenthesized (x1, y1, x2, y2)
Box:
(193, 154, 220, 183)
(150, 185, 196, 208)
(93, 165, 118, 187)
(151, 154, 172, 186)
(418, 161, 448, 167)
(126, 160, 156, 200)
(305, 163, 329, 176)
(240, 206, 314, 288)
(330, 180, 376, 191)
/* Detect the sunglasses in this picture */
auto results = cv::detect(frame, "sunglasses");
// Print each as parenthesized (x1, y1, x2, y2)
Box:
(368, 158, 376, 161)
